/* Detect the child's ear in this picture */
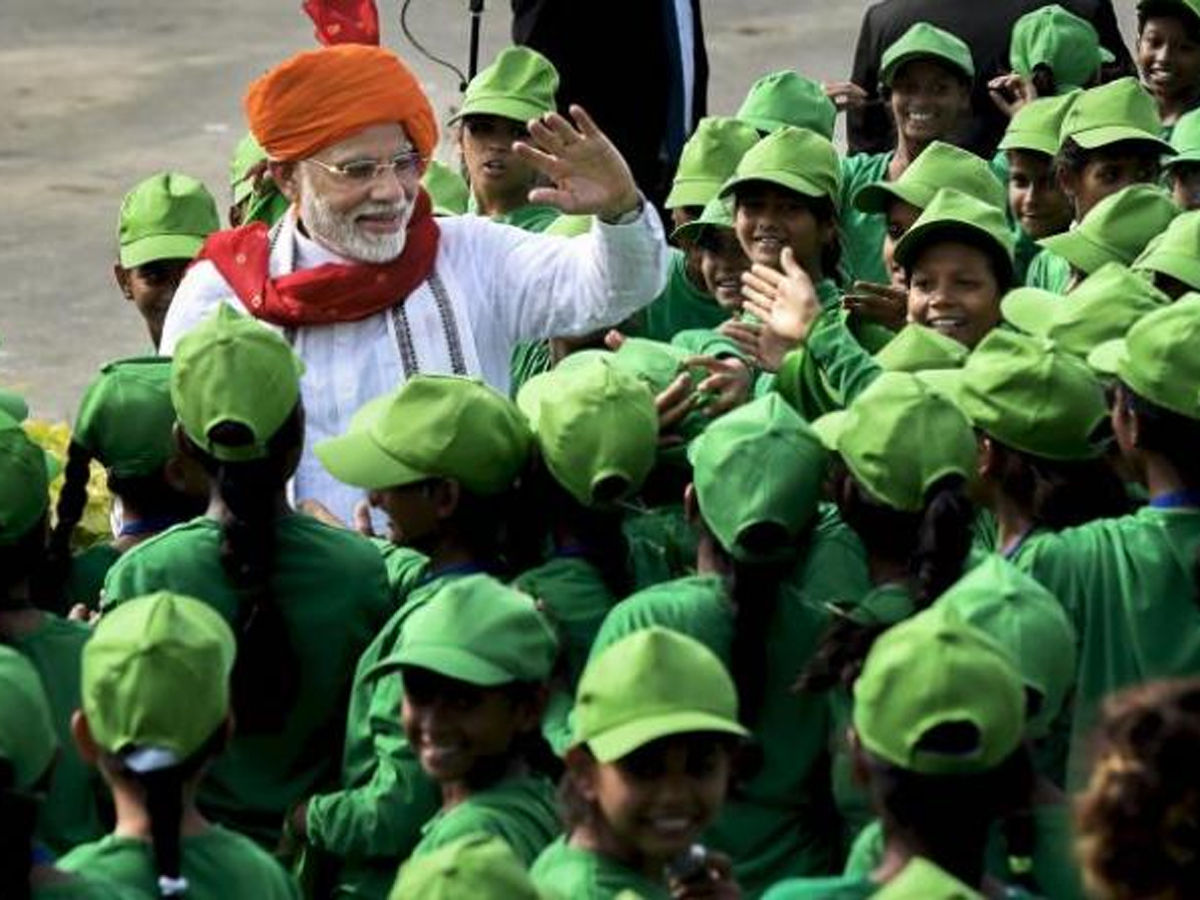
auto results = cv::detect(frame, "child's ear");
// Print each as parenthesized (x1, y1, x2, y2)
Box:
(977, 434, 995, 480)
(71, 710, 100, 765)
(564, 746, 600, 803)
(434, 479, 463, 520)
(114, 263, 133, 301)
(683, 483, 699, 523)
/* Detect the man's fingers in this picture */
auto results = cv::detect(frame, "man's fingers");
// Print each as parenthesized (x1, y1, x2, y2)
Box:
(780, 246, 805, 279)
(741, 294, 775, 321)
(746, 262, 785, 289)
(352, 499, 375, 537)
(568, 103, 601, 139)
(604, 329, 627, 351)
(742, 269, 780, 297)
(513, 141, 563, 175)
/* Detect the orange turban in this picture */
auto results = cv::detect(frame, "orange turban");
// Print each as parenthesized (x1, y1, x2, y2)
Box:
(244, 44, 437, 162)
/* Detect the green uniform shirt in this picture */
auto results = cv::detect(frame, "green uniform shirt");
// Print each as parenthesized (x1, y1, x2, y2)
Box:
(1024, 248, 1071, 292)
(9, 614, 105, 854)
(66, 543, 122, 610)
(1013, 506, 1200, 788)
(59, 826, 300, 900)
(636, 249, 729, 343)
(622, 504, 698, 591)
(102, 516, 393, 845)
(531, 835, 668, 900)
(372, 540, 429, 605)
(410, 774, 559, 865)
(764, 874, 876, 899)
(839, 152, 893, 287)
(33, 874, 142, 900)
(591, 507, 871, 896)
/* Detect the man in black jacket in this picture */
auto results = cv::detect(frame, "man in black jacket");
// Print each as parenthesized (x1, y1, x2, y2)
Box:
(847, 0, 1133, 157)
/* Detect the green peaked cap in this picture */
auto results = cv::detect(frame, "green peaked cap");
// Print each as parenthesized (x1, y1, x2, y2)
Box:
(854, 604, 1025, 775)
(1059, 76, 1173, 153)
(874, 323, 970, 373)
(998, 91, 1081, 156)
(390, 834, 551, 900)
(933, 556, 1077, 739)
(449, 45, 558, 124)
(1003, 262, 1170, 358)
(1132, 210, 1200, 291)
(0, 412, 56, 545)
(1088, 293, 1200, 419)
(229, 132, 268, 206)
(718, 125, 841, 202)
(854, 141, 1006, 214)
(118, 172, 220, 269)
(517, 355, 658, 508)
(1010, 4, 1103, 92)
(880, 22, 974, 86)
(1137, 0, 1200, 28)
(1164, 105, 1200, 168)
(316, 375, 532, 494)
(893, 187, 1015, 275)
(574, 627, 749, 762)
(1038, 184, 1179, 275)
(813, 371, 976, 512)
(671, 195, 735, 245)
(666, 116, 761, 210)
(736, 71, 836, 138)
(422, 160, 469, 217)
(688, 394, 828, 562)
(610, 338, 709, 450)
(0, 646, 58, 791)
(74, 356, 175, 478)
(172, 304, 304, 463)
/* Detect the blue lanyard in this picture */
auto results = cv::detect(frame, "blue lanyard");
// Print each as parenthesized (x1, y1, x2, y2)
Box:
(118, 514, 183, 538)
(414, 562, 486, 588)
(1149, 490, 1200, 510)
(1000, 528, 1033, 561)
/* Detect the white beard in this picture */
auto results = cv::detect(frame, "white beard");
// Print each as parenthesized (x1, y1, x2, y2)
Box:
(299, 171, 413, 263)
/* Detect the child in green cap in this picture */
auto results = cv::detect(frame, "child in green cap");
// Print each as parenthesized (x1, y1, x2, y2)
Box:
(0, 412, 105, 856)
(114, 172, 220, 349)
(532, 627, 748, 899)
(1002, 4, 1104, 100)
(840, 22, 977, 287)
(0, 646, 130, 899)
(735, 71, 838, 140)
(227, 132, 288, 228)
(43, 357, 207, 611)
(102, 306, 393, 846)
(1132, 208, 1200, 294)
(1137, 0, 1200, 131)
(1162, 105, 1200, 207)
(61, 591, 299, 899)
(391, 833, 550, 900)
(765, 605, 1035, 899)
(372, 575, 561, 863)
(590, 395, 871, 892)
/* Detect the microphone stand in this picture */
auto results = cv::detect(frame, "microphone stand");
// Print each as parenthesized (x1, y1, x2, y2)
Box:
(468, 0, 485, 82)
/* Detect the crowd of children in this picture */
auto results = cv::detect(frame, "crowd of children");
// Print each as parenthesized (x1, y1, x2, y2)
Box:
(6, 0, 1200, 897)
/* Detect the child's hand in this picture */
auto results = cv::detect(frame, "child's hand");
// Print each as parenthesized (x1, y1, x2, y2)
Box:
(668, 850, 741, 899)
(988, 73, 1038, 118)
(843, 280, 908, 331)
(686, 355, 752, 417)
(824, 80, 870, 112)
(655, 373, 698, 447)
(67, 603, 99, 626)
(741, 247, 822, 346)
(297, 498, 346, 528)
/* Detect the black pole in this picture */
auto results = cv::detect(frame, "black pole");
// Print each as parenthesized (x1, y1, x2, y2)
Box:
(468, 0, 485, 81)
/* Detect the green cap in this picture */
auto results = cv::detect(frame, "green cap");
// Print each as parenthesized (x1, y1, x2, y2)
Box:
(934, 556, 1076, 740)
(718, 125, 841, 202)
(118, 172, 220, 269)
(893, 188, 1015, 277)
(373, 575, 557, 685)
(671, 195, 735, 245)
(1002, 263, 1170, 358)
(880, 22, 974, 86)
(1088, 294, 1200, 419)
(1163, 105, 1200, 169)
(0, 646, 58, 791)
(517, 356, 657, 508)
(665, 117, 761, 210)
(422, 160, 469, 217)
(854, 605, 1025, 775)
(610, 337, 708, 448)
(229, 132, 268, 206)
(854, 141, 1006, 214)
(171, 305, 304, 463)
(83, 592, 236, 770)
(1132, 210, 1200, 291)
(1138, 0, 1200, 27)
(1058, 77, 1173, 153)
(0, 412, 53, 545)
(0, 390, 28, 422)
(74, 357, 175, 478)
(316, 375, 531, 494)
(997, 92, 1081, 156)
(874, 323, 970, 373)
(735, 71, 837, 138)
(390, 834, 549, 900)
(813, 372, 976, 512)
(1010, 4, 1103, 91)
(874, 858, 985, 900)
(687, 394, 828, 562)
(450, 46, 558, 125)
(1038, 184, 1179, 275)
(574, 627, 749, 763)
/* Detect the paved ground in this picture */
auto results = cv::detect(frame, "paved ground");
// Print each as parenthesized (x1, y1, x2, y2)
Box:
(0, 0, 1138, 418)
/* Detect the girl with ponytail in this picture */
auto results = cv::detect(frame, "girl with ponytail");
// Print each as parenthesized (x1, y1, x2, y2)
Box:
(61, 591, 298, 898)
(588, 394, 871, 896)
(101, 306, 392, 846)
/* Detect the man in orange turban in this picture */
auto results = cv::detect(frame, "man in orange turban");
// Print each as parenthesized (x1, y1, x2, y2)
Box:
(161, 43, 668, 529)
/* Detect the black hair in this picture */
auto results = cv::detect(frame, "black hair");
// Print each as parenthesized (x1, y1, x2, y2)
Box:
(1138, 0, 1200, 41)
(0, 516, 49, 613)
(732, 183, 845, 286)
(1055, 137, 1164, 180)
(1029, 63, 1060, 99)
(0, 759, 37, 900)
(188, 406, 303, 735)
(903, 227, 1015, 296)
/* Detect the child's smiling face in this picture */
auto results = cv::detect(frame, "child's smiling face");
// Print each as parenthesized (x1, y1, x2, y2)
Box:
(734, 183, 833, 276)
(888, 60, 971, 148)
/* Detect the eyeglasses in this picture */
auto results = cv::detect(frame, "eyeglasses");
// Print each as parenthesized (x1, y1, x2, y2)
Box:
(305, 151, 425, 183)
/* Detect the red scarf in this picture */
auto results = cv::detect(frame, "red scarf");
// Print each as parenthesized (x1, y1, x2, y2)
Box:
(196, 190, 440, 327)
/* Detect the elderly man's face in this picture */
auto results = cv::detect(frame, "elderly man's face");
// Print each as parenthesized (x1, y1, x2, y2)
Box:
(274, 123, 421, 263)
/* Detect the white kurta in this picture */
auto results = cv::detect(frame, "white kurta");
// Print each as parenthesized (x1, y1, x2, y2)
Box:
(161, 205, 669, 523)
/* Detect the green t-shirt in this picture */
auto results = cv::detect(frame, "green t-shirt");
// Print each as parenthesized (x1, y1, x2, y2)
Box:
(479, 202, 561, 233)
(32, 872, 141, 900)
(591, 507, 871, 896)
(839, 152, 893, 288)
(1024, 248, 1071, 292)
(410, 774, 559, 866)
(636, 249, 728, 343)
(102, 516, 393, 845)
(9, 614, 105, 854)
(59, 826, 300, 900)
(765, 874, 876, 900)
(372, 540, 429, 606)
(530, 835, 668, 900)
(622, 504, 698, 591)
(67, 543, 122, 610)
(1013, 506, 1200, 788)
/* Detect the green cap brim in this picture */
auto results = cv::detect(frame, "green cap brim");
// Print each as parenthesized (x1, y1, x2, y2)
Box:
(894, 220, 1011, 274)
(1037, 230, 1113, 275)
(1000, 288, 1059, 335)
(737, 114, 784, 134)
(120, 234, 205, 269)
(1069, 126, 1174, 155)
(0, 390, 28, 422)
(996, 130, 1059, 157)
(1163, 150, 1200, 170)
(882, 51, 972, 86)
(811, 410, 847, 450)
(719, 171, 827, 201)
(913, 367, 965, 404)
(314, 430, 431, 491)
(853, 180, 930, 214)
(449, 97, 552, 126)
(1135, 249, 1200, 290)
(584, 710, 749, 764)
(1087, 337, 1127, 375)
(665, 179, 722, 211)
(368, 645, 517, 687)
